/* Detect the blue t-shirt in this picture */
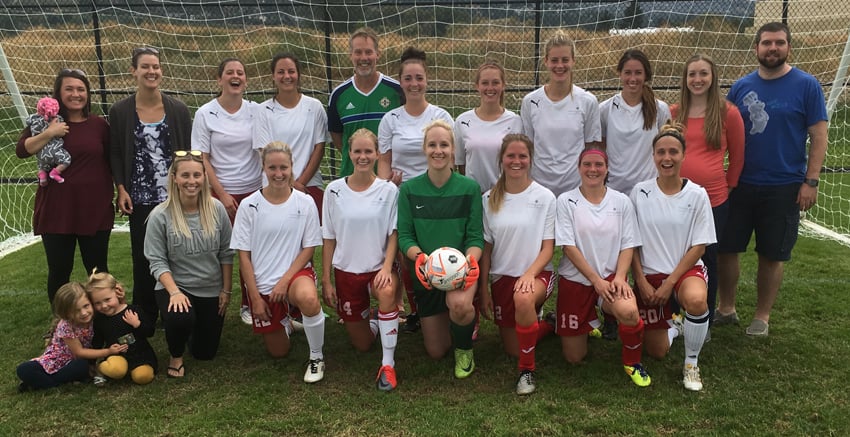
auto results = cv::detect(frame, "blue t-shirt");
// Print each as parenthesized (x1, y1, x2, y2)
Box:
(727, 67, 827, 185)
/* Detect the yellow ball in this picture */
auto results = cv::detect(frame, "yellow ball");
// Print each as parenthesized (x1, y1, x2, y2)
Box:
(98, 355, 128, 379)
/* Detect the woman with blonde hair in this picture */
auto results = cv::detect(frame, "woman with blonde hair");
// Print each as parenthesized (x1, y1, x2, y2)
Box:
(398, 120, 482, 379)
(322, 128, 400, 391)
(671, 53, 745, 330)
(144, 150, 234, 377)
(231, 142, 326, 383)
(479, 133, 556, 395)
(521, 30, 601, 197)
(454, 60, 523, 192)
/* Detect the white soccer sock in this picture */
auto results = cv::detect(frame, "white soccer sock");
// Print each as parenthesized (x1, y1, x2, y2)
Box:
(683, 309, 710, 367)
(668, 325, 679, 346)
(301, 312, 325, 360)
(378, 310, 399, 367)
(369, 319, 379, 337)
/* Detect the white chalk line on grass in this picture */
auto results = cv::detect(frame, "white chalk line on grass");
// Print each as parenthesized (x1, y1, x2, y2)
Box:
(0, 224, 129, 259)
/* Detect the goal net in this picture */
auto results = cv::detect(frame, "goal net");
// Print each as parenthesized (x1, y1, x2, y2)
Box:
(1, 0, 849, 254)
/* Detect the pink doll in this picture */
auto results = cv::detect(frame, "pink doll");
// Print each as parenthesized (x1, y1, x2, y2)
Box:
(26, 97, 71, 186)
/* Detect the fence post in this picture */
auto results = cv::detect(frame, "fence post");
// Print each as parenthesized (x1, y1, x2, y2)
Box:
(91, 1, 108, 114)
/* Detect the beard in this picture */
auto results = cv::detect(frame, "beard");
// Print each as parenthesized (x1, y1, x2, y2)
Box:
(757, 51, 787, 69)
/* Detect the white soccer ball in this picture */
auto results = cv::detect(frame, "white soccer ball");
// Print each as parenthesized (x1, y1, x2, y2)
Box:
(424, 247, 468, 291)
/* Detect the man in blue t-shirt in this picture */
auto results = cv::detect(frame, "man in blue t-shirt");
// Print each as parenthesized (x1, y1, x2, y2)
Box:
(717, 22, 828, 337)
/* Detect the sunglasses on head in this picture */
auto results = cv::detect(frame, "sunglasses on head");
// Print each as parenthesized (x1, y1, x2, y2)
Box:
(173, 150, 203, 160)
(132, 46, 160, 57)
(60, 68, 87, 77)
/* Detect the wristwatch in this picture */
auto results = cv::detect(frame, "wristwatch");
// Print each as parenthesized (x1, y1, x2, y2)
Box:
(803, 178, 819, 187)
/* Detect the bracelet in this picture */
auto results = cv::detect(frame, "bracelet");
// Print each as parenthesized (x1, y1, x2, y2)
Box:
(168, 291, 180, 297)
(220, 290, 232, 295)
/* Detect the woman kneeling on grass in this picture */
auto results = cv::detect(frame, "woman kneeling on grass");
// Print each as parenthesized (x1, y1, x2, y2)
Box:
(231, 141, 326, 383)
(630, 122, 715, 391)
(398, 120, 483, 379)
(144, 150, 234, 378)
(555, 147, 650, 387)
(322, 128, 401, 391)
(479, 134, 556, 395)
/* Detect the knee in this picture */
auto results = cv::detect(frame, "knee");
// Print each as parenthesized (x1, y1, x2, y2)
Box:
(563, 349, 585, 365)
(131, 365, 155, 385)
(425, 344, 449, 360)
(513, 293, 536, 316)
(681, 296, 708, 315)
(618, 308, 641, 326)
(374, 285, 395, 305)
(644, 341, 669, 360)
(446, 300, 473, 319)
(99, 356, 128, 379)
(351, 337, 374, 353)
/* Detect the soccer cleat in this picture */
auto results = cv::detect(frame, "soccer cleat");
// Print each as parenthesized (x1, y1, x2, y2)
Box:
(683, 364, 703, 391)
(290, 318, 304, 333)
(601, 318, 618, 341)
(671, 312, 684, 338)
(402, 312, 420, 334)
(454, 348, 475, 379)
(376, 365, 397, 391)
(304, 358, 325, 383)
(515, 369, 536, 395)
(624, 363, 651, 387)
(240, 306, 252, 325)
(589, 327, 602, 338)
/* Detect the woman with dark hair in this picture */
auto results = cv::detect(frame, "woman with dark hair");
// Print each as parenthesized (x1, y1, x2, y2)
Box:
(377, 46, 453, 332)
(17, 68, 112, 303)
(601, 49, 671, 194)
(192, 57, 262, 325)
(630, 122, 715, 392)
(253, 53, 326, 217)
(109, 46, 192, 323)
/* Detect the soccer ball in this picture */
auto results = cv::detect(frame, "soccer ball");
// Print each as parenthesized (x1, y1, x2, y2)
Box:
(424, 247, 468, 291)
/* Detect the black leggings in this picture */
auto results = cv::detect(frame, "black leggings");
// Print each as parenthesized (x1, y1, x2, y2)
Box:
(129, 204, 158, 324)
(41, 231, 110, 303)
(155, 289, 225, 360)
(16, 358, 90, 390)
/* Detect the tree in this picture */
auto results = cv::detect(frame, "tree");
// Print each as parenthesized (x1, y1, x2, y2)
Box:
(619, 0, 646, 29)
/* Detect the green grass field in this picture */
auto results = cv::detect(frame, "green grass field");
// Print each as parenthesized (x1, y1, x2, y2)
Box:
(0, 234, 849, 435)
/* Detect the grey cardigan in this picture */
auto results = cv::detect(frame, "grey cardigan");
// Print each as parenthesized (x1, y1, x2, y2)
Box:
(108, 93, 192, 192)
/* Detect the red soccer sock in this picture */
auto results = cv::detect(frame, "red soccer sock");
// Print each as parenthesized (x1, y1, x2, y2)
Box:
(516, 321, 539, 372)
(536, 317, 554, 342)
(619, 317, 645, 365)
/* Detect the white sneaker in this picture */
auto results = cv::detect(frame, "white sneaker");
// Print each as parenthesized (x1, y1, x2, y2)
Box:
(683, 364, 703, 391)
(290, 318, 304, 333)
(240, 306, 252, 325)
(515, 370, 536, 395)
(304, 358, 325, 383)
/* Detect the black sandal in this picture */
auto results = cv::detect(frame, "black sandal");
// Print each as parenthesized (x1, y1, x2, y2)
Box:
(167, 364, 185, 378)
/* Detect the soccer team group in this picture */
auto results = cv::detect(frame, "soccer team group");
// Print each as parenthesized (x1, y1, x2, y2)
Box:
(15, 21, 827, 396)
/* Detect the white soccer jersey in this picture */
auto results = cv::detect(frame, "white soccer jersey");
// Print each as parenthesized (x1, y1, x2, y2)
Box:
(230, 189, 322, 295)
(483, 181, 556, 277)
(253, 96, 327, 188)
(454, 109, 523, 193)
(521, 85, 601, 197)
(556, 187, 640, 284)
(322, 177, 398, 273)
(600, 93, 671, 194)
(629, 179, 716, 275)
(192, 99, 262, 195)
(377, 103, 453, 182)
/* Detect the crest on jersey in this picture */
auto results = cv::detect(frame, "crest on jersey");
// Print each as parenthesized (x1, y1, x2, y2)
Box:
(380, 97, 390, 108)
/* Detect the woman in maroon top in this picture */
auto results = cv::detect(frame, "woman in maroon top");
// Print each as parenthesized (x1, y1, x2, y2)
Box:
(17, 68, 113, 303)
